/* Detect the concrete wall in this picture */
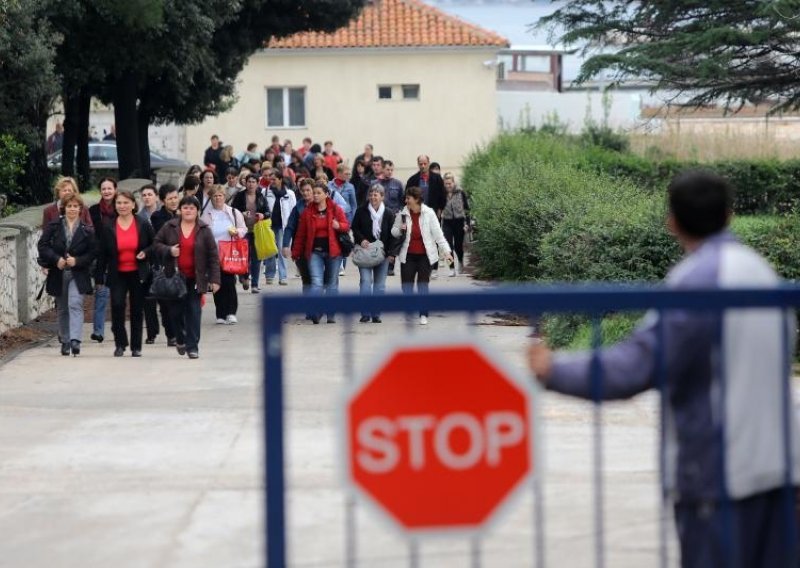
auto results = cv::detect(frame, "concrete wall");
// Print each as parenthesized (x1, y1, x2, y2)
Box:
(185, 47, 501, 181)
(0, 206, 54, 333)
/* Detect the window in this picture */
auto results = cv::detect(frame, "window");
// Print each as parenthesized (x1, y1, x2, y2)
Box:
(401, 84, 420, 100)
(378, 86, 392, 100)
(266, 87, 306, 128)
(377, 84, 421, 101)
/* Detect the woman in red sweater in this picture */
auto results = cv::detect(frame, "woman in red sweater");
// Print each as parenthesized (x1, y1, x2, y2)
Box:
(291, 181, 350, 324)
(95, 190, 154, 357)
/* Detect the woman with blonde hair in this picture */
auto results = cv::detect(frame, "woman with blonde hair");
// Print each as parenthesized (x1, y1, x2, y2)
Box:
(38, 193, 96, 356)
(201, 185, 247, 324)
(42, 176, 93, 226)
(441, 172, 470, 276)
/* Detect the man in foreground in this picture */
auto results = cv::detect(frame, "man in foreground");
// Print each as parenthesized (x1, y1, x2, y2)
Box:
(528, 170, 800, 567)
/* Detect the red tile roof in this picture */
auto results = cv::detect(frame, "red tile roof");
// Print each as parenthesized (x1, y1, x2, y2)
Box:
(267, 0, 509, 50)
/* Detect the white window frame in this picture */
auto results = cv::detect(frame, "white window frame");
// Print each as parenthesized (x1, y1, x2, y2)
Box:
(265, 86, 306, 129)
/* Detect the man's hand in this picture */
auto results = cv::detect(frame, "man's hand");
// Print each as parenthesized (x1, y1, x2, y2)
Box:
(282, 247, 291, 258)
(56, 257, 66, 270)
(65, 254, 76, 268)
(527, 340, 553, 384)
(210, 283, 220, 294)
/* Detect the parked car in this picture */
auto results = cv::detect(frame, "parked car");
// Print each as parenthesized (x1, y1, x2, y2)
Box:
(47, 142, 190, 174)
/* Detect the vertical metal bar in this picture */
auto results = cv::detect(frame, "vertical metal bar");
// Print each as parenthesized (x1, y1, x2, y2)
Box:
(589, 316, 605, 568)
(264, 306, 286, 568)
(470, 537, 481, 568)
(343, 313, 357, 568)
(467, 309, 482, 568)
(528, 313, 546, 568)
(409, 539, 420, 568)
(713, 310, 735, 565)
(654, 312, 669, 568)
(780, 310, 798, 567)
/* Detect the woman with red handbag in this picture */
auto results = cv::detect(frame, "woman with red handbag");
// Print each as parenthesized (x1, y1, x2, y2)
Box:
(201, 185, 247, 324)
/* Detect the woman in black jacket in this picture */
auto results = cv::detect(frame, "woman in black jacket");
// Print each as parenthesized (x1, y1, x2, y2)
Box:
(351, 183, 397, 323)
(94, 190, 155, 357)
(37, 194, 96, 356)
(231, 173, 269, 292)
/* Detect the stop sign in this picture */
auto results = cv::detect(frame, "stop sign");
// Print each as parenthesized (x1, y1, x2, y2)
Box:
(344, 340, 534, 535)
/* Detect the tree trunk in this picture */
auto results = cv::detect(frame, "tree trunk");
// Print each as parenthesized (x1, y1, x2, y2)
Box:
(137, 105, 152, 179)
(76, 88, 91, 191)
(114, 71, 142, 180)
(62, 89, 79, 178)
(24, 101, 52, 205)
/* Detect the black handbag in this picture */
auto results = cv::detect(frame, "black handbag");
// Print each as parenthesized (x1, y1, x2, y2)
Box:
(149, 264, 187, 300)
(337, 231, 355, 256)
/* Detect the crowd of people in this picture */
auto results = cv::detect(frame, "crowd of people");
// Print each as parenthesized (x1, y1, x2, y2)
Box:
(36, 136, 471, 357)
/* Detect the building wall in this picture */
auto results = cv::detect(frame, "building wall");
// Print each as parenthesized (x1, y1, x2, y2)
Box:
(185, 48, 500, 181)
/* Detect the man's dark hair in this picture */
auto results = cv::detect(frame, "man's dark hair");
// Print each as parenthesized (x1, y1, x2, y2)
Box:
(245, 173, 259, 183)
(158, 183, 178, 201)
(668, 169, 733, 238)
(372, 155, 383, 165)
(430, 162, 441, 172)
(226, 167, 238, 178)
(140, 183, 157, 194)
(310, 143, 322, 153)
(383, 159, 393, 168)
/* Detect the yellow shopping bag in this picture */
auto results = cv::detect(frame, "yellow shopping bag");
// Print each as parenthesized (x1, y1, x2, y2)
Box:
(253, 219, 278, 260)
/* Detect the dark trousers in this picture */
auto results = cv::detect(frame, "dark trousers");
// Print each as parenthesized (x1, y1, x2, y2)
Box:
(213, 272, 238, 319)
(144, 297, 159, 340)
(246, 232, 260, 287)
(400, 253, 432, 317)
(675, 488, 799, 568)
(158, 299, 175, 339)
(296, 257, 311, 291)
(110, 270, 145, 351)
(169, 278, 202, 352)
(442, 218, 465, 265)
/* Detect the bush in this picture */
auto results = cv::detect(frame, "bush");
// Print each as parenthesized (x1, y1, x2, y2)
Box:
(0, 134, 27, 206)
(731, 215, 800, 280)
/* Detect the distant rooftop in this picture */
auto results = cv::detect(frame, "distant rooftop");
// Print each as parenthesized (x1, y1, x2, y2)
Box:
(266, 0, 509, 50)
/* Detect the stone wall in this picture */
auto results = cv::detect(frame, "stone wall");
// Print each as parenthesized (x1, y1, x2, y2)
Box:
(0, 205, 54, 334)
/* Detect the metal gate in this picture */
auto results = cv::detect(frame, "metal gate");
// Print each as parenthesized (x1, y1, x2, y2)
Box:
(262, 285, 800, 567)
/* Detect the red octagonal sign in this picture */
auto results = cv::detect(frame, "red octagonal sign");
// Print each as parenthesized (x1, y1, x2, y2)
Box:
(344, 339, 534, 535)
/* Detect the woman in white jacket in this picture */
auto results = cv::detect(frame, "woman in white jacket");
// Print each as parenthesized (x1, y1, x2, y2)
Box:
(391, 186, 453, 325)
(201, 185, 247, 324)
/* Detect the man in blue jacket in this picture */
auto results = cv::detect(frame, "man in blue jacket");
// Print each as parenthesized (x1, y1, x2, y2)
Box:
(529, 170, 800, 567)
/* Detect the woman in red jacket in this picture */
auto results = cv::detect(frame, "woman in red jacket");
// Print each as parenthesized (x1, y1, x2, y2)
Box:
(291, 181, 350, 324)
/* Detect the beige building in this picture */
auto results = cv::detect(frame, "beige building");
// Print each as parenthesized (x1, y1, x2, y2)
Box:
(184, 0, 508, 180)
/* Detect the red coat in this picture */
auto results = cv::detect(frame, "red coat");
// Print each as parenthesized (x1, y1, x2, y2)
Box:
(292, 198, 350, 260)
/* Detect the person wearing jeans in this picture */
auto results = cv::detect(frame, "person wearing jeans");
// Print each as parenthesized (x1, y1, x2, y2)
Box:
(231, 174, 268, 292)
(391, 186, 452, 325)
(351, 184, 397, 323)
(37, 193, 96, 357)
(264, 170, 296, 285)
(153, 196, 221, 359)
(88, 176, 118, 342)
(291, 182, 350, 324)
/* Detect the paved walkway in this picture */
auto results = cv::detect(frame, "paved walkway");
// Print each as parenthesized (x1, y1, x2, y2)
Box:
(0, 267, 673, 567)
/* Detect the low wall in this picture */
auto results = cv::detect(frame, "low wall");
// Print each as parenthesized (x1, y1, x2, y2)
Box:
(0, 205, 54, 334)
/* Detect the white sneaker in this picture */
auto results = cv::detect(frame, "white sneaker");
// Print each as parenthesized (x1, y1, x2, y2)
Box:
(226, 315, 238, 324)
(431, 270, 439, 280)
(449, 268, 456, 277)
(339, 268, 346, 276)
(419, 315, 428, 325)
(216, 318, 226, 325)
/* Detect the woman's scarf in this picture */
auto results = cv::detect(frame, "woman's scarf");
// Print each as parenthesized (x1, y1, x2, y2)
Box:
(99, 197, 115, 220)
(369, 202, 385, 240)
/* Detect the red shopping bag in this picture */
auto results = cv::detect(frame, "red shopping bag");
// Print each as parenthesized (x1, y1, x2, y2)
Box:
(219, 238, 249, 275)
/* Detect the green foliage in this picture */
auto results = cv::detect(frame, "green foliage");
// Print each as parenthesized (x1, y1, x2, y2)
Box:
(538, 2, 800, 113)
(731, 215, 800, 280)
(567, 313, 642, 351)
(0, 134, 27, 204)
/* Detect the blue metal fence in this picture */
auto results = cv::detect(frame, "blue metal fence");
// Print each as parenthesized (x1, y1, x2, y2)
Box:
(261, 284, 800, 567)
